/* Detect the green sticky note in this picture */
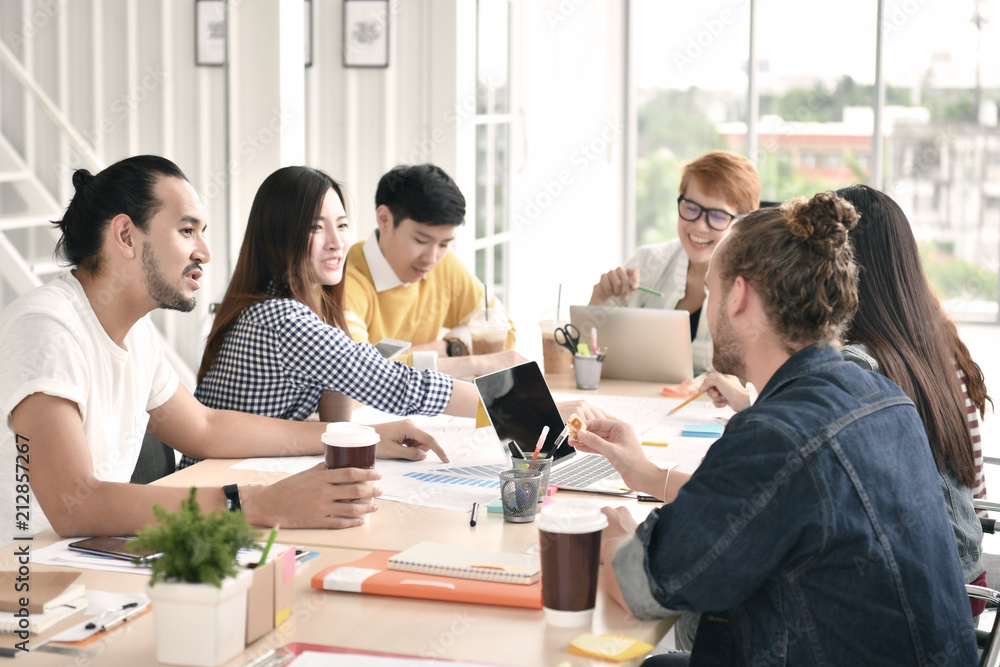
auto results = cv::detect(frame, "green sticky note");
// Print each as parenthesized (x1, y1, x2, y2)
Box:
(577, 343, 591, 356)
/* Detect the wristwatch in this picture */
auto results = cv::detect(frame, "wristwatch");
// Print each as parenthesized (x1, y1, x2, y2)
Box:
(223, 484, 242, 512)
(445, 338, 468, 357)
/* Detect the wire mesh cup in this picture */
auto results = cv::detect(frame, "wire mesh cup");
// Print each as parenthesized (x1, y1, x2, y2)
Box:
(514, 457, 552, 503)
(498, 469, 543, 523)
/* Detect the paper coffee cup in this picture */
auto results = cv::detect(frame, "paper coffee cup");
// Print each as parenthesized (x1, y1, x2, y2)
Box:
(322, 423, 379, 470)
(537, 501, 609, 627)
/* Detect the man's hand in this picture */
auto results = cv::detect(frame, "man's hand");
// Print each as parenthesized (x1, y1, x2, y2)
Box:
(589, 266, 640, 305)
(556, 400, 613, 423)
(437, 349, 528, 378)
(600, 505, 638, 564)
(244, 463, 381, 529)
(599, 505, 638, 613)
(373, 420, 449, 462)
(571, 419, 660, 495)
(700, 372, 750, 411)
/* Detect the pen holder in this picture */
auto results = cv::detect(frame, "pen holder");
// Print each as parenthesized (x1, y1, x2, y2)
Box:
(514, 457, 552, 503)
(573, 354, 603, 390)
(498, 469, 543, 523)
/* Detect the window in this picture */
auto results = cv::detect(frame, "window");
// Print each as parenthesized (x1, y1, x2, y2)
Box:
(473, 0, 515, 306)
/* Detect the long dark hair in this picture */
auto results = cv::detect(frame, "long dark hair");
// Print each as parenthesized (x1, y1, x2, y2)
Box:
(837, 184, 990, 487)
(198, 166, 349, 382)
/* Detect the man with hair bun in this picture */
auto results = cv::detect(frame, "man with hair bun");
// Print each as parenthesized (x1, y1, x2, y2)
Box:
(573, 192, 976, 664)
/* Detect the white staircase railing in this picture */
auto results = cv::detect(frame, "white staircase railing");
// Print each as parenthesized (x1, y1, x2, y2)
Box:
(0, 35, 196, 387)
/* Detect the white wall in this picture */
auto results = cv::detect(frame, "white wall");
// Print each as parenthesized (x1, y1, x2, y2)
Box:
(0, 0, 627, 373)
(506, 0, 627, 358)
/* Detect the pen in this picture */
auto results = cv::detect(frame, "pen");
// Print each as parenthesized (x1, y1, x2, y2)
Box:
(637, 286, 663, 297)
(668, 390, 706, 416)
(470, 502, 480, 527)
(637, 495, 663, 503)
(507, 442, 524, 459)
(85, 602, 142, 631)
(552, 425, 569, 449)
(531, 425, 550, 460)
(257, 524, 279, 567)
(641, 441, 670, 448)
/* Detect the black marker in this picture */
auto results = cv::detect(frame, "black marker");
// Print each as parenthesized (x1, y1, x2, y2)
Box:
(470, 502, 480, 526)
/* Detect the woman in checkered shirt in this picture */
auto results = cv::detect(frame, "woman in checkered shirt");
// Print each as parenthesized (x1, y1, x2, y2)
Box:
(180, 167, 482, 469)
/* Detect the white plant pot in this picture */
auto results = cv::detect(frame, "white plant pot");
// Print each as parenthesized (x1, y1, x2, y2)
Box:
(146, 569, 252, 666)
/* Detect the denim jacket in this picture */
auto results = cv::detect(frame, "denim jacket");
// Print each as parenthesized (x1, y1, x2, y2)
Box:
(614, 344, 977, 666)
(841, 343, 984, 584)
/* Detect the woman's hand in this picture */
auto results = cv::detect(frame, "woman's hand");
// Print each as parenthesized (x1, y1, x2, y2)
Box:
(372, 420, 449, 462)
(590, 266, 640, 305)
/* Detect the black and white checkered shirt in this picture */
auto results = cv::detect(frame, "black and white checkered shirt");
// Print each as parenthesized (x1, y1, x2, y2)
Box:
(179, 298, 452, 468)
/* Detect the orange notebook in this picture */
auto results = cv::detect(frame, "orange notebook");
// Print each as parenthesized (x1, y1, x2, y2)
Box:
(310, 550, 542, 610)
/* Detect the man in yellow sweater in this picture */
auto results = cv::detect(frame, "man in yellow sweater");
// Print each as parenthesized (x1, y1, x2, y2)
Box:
(344, 164, 526, 378)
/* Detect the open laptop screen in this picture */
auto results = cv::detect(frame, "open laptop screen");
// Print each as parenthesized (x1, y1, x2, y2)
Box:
(473, 361, 575, 461)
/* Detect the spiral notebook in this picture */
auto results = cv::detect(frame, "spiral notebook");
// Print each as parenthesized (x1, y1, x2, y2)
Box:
(387, 541, 540, 585)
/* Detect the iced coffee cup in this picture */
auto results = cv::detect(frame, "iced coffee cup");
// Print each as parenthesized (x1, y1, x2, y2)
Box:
(539, 317, 573, 375)
(537, 500, 609, 627)
(468, 308, 510, 355)
(321, 423, 379, 502)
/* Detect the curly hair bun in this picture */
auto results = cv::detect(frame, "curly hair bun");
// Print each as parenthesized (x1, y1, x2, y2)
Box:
(71, 169, 95, 191)
(782, 191, 859, 251)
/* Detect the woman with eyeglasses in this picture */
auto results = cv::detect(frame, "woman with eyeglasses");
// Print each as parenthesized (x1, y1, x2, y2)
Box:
(588, 151, 760, 373)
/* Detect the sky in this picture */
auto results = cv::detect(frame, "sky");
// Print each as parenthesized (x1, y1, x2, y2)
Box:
(634, 0, 1000, 92)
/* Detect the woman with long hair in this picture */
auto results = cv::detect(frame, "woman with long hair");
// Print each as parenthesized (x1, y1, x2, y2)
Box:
(837, 183, 991, 608)
(180, 166, 479, 468)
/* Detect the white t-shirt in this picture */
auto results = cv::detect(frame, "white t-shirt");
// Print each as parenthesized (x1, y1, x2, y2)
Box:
(0, 274, 178, 544)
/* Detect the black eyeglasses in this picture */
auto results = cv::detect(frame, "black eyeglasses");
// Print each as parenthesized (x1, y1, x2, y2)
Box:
(677, 196, 743, 231)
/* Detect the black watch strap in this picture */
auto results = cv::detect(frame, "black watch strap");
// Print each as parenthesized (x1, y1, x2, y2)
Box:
(223, 484, 242, 512)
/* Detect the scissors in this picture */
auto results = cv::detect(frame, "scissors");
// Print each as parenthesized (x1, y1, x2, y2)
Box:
(553, 324, 581, 356)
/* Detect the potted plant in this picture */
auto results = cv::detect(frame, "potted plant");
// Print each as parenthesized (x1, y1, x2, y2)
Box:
(130, 488, 258, 667)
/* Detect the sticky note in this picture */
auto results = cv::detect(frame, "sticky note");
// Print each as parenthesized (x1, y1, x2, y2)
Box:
(568, 633, 654, 662)
(682, 423, 725, 438)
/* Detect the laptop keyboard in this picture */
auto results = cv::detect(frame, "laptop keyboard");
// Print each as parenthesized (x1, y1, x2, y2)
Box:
(550, 455, 618, 488)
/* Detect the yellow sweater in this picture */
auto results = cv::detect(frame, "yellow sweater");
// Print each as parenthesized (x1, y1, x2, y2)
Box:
(344, 241, 517, 353)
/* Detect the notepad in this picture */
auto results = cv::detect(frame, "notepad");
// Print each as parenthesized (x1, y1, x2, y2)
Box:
(387, 541, 539, 585)
(0, 598, 88, 634)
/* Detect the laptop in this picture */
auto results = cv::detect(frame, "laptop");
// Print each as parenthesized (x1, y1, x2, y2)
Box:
(570, 305, 694, 384)
(473, 361, 629, 495)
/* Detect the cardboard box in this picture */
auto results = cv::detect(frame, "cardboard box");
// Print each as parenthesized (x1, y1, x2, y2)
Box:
(245, 546, 296, 645)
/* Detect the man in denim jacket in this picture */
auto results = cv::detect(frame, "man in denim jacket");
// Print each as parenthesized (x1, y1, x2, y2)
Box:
(574, 192, 977, 665)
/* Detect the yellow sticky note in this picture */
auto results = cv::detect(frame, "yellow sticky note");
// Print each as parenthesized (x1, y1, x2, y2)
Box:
(568, 633, 654, 662)
(475, 400, 490, 428)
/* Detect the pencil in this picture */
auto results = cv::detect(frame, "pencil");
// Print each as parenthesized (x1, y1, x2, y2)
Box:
(641, 441, 670, 448)
(667, 390, 706, 416)
(637, 286, 663, 297)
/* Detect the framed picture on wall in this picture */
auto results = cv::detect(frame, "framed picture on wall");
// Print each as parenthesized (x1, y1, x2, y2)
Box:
(343, 0, 389, 68)
(195, 0, 226, 66)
